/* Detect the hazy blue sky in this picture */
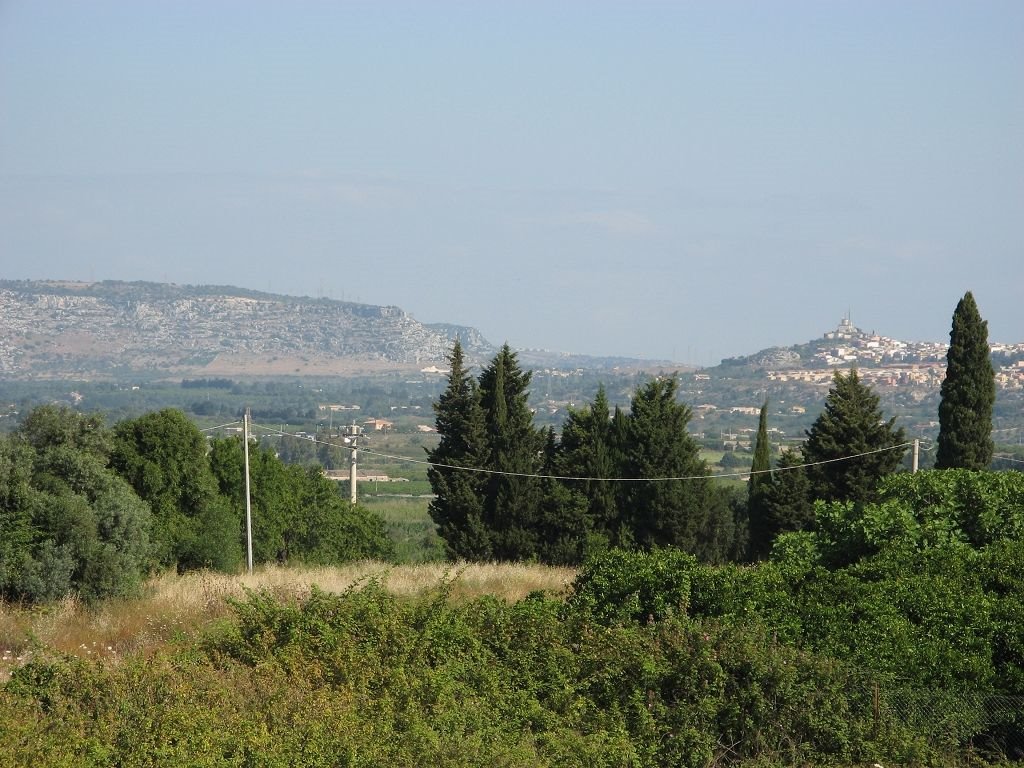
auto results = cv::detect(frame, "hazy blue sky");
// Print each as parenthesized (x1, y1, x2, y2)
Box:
(1, 1, 1021, 363)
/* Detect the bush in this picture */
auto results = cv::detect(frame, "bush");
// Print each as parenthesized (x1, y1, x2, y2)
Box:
(569, 547, 698, 624)
(0, 580, 997, 766)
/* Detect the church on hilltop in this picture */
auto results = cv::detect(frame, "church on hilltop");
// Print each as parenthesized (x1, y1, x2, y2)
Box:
(824, 313, 863, 341)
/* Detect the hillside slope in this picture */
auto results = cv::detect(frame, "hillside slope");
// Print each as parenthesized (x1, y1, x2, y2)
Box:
(0, 280, 493, 379)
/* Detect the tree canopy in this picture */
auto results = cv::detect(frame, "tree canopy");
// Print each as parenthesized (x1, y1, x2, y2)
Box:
(427, 348, 716, 563)
(0, 404, 394, 603)
(619, 376, 711, 551)
(112, 409, 240, 571)
(0, 406, 152, 602)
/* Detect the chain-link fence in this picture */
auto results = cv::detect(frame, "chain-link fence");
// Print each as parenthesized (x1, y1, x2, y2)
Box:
(874, 683, 1024, 762)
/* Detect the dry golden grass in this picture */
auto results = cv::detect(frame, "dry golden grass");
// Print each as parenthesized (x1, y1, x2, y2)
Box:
(0, 561, 576, 681)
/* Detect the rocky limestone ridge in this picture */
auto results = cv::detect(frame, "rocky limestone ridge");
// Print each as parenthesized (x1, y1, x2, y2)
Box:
(0, 280, 495, 379)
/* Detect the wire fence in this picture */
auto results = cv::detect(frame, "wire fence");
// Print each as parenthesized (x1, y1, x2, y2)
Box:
(875, 685, 1024, 762)
(737, 673, 1024, 765)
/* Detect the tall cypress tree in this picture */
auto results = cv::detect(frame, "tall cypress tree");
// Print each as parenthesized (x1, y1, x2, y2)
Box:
(536, 426, 591, 565)
(749, 399, 772, 497)
(746, 399, 773, 560)
(803, 369, 906, 504)
(936, 291, 996, 470)
(427, 340, 491, 559)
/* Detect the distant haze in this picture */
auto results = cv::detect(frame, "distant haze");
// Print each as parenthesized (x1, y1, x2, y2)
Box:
(1, 1, 1021, 363)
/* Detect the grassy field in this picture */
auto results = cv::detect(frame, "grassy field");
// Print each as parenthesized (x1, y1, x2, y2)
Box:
(364, 496, 445, 562)
(337, 431, 443, 563)
(0, 561, 576, 684)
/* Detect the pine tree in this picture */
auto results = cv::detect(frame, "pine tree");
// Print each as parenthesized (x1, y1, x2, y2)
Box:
(756, 447, 814, 552)
(557, 384, 621, 546)
(426, 340, 491, 559)
(536, 427, 592, 565)
(936, 291, 996, 470)
(478, 344, 545, 560)
(620, 376, 710, 551)
(803, 369, 906, 504)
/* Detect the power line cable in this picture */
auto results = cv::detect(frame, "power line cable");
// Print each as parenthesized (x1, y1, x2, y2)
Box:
(200, 420, 242, 433)
(251, 421, 913, 483)
(993, 454, 1024, 465)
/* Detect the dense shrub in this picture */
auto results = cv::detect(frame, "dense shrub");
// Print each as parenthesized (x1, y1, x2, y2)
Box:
(569, 547, 697, 624)
(4, 577, 1018, 765)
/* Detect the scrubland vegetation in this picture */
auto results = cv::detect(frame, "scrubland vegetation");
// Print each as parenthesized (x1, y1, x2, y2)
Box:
(3, 521, 1023, 766)
(1, 294, 1021, 764)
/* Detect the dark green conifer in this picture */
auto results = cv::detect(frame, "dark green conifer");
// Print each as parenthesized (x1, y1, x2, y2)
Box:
(803, 369, 906, 504)
(619, 376, 710, 551)
(746, 399, 773, 560)
(749, 399, 772, 497)
(756, 448, 814, 550)
(536, 426, 592, 565)
(557, 384, 621, 546)
(478, 344, 545, 560)
(427, 340, 491, 559)
(936, 291, 996, 470)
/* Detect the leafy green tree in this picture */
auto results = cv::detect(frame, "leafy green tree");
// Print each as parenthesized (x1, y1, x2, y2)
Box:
(210, 437, 294, 564)
(426, 339, 491, 559)
(112, 409, 241, 572)
(619, 376, 710, 551)
(275, 430, 319, 466)
(209, 436, 394, 565)
(477, 344, 546, 560)
(1, 407, 152, 602)
(0, 439, 35, 594)
(15, 404, 110, 457)
(286, 467, 394, 563)
(789, 469, 1024, 577)
(936, 291, 996, 470)
(803, 369, 906, 504)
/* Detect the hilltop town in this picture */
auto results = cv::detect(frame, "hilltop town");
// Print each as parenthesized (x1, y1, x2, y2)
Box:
(720, 315, 1024, 391)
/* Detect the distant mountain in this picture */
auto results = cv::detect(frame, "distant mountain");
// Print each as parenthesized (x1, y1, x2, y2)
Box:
(0, 280, 496, 379)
